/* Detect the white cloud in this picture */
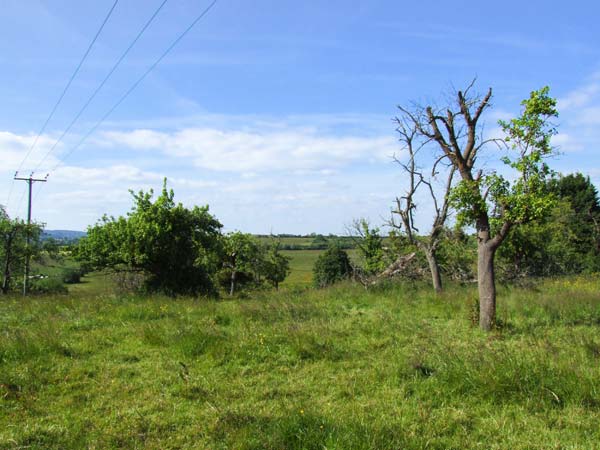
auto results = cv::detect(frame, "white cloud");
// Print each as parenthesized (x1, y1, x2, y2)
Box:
(558, 73, 600, 111)
(551, 133, 584, 153)
(0, 131, 60, 172)
(53, 164, 164, 187)
(101, 126, 398, 173)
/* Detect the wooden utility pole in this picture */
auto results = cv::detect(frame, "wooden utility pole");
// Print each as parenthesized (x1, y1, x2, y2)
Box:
(14, 174, 47, 295)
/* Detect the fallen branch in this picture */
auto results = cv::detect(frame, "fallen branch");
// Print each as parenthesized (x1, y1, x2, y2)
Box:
(352, 252, 417, 289)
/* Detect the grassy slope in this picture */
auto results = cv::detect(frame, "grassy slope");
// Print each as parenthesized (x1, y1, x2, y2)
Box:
(1, 277, 600, 449)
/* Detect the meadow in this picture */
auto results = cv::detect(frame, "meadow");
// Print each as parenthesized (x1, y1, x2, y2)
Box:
(281, 250, 325, 287)
(1, 274, 600, 449)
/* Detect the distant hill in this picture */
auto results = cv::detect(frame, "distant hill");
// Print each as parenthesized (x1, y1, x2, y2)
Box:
(42, 230, 86, 242)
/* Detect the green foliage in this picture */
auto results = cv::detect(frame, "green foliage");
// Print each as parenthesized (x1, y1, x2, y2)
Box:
(40, 237, 61, 260)
(437, 228, 477, 281)
(223, 232, 259, 271)
(76, 180, 223, 296)
(353, 219, 385, 275)
(498, 173, 600, 278)
(262, 239, 291, 289)
(550, 173, 600, 259)
(0, 206, 43, 293)
(220, 231, 260, 294)
(497, 200, 577, 279)
(451, 87, 558, 231)
(28, 276, 68, 294)
(312, 244, 352, 287)
(220, 233, 291, 293)
(61, 268, 83, 284)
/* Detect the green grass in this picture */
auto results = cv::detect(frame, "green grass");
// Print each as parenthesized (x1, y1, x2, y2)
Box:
(281, 249, 358, 287)
(281, 250, 322, 286)
(2, 276, 600, 448)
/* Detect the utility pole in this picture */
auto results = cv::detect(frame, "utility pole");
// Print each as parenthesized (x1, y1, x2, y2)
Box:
(14, 173, 47, 295)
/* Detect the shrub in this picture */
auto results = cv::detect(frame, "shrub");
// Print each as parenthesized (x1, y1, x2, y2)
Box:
(61, 268, 82, 284)
(312, 244, 352, 288)
(29, 277, 68, 295)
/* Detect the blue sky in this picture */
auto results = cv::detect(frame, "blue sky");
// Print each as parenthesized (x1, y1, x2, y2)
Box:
(1, 0, 599, 233)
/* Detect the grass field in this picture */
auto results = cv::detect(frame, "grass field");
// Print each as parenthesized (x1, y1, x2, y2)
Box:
(280, 249, 359, 288)
(280, 250, 321, 286)
(2, 277, 600, 448)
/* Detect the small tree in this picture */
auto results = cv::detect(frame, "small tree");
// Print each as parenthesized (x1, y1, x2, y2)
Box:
(349, 218, 386, 275)
(398, 84, 558, 330)
(222, 231, 260, 296)
(0, 207, 43, 294)
(313, 244, 352, 288)
(262, 239, 291, 290)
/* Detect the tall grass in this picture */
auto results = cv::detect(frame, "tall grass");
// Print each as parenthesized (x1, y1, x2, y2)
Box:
(1, 277, 599, 448)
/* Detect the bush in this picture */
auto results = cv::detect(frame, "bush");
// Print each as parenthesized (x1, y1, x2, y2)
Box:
(313, 244, 352, 288)
(29, 277, 68, 295)
(61, 268, 83, 284)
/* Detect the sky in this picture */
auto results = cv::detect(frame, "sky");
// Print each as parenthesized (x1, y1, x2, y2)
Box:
(1, 0, 600, 234)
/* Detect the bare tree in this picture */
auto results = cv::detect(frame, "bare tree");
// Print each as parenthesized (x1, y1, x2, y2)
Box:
(390, 114, 455, 293)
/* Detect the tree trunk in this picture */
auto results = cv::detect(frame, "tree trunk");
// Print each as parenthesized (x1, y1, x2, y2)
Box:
(477, 242, 496, 331)
(2, 233, 13, 294)
(229, 268, 236, 296)
(425, 249, 442, 293)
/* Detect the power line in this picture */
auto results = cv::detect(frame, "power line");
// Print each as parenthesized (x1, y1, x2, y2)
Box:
(48, 0, 219, 175)
(32, 0, 170, 173)
(5, 0, 120, 214)
(32, 0, 219, 209)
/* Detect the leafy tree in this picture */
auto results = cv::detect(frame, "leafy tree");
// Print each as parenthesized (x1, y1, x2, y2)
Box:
(221, 233, 291, 294)
(222, 231, 261, 295)
(551, 173, 600, 259)
(350, 219, 386, 275)
(76, 181, 223, 296)
(313, 244, 352, 288)
(262, 239, 291, 290)
(398, 84, 558, 330)
(0, 207, 43, 294)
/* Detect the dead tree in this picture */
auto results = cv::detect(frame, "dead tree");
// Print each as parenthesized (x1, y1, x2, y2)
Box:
(390, 114, 455, 293)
